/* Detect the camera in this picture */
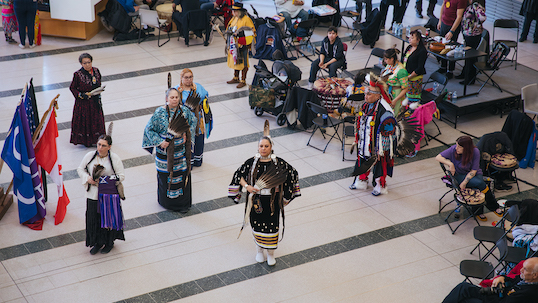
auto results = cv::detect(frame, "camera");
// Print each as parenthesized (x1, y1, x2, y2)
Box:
(479, 283, 505, 296)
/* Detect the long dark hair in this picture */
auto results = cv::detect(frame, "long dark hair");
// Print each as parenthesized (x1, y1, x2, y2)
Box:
(384, 47, 400, 63)
(456, 136, 474, 166)
(409, 30, 425, 49)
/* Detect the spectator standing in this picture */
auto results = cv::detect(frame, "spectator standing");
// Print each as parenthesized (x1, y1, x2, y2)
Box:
(12, 0, 37, 49)
(415, 0, 436, 18)
(457, 0, 486, 85)
(519, 0, 538, 43)
(437, 0, 466, 78)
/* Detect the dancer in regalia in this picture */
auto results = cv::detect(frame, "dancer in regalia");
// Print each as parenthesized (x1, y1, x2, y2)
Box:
(143, 88, 197, 212)
(350, 74, 398, 196)
(229, 121, 300, 266)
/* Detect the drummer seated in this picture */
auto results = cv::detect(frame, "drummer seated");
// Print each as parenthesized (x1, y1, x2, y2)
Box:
(307, 26, 346, 90)
(172, 0, 201, 34)
(118, 0, 149, 14)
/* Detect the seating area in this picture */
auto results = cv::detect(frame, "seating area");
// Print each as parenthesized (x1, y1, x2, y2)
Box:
(2, 0, 538, 302)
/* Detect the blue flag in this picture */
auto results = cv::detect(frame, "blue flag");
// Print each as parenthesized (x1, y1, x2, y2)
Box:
(23, 86, 38, 138)
(1, 104, 46, 224)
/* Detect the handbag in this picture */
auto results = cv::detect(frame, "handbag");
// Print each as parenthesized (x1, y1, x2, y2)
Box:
(248, 85, 275, 108)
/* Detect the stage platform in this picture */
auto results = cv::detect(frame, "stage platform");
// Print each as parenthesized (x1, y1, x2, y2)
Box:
(423, 57, 536, 128)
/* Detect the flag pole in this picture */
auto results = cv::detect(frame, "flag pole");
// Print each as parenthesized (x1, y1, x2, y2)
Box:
(32, 95, 59, 143)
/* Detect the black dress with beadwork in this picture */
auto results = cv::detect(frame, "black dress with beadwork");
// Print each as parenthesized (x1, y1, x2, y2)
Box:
(229, 156, 300, 249)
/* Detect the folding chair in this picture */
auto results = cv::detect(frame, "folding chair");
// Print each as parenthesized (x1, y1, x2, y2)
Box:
(470, 205, 520, 261)
(440, 164, 486, 234)
(492, 19, 519, 70)
(306, 101, 343, 153)
(496, 236, 531, 274)
(363, 47, 385, 74)
(340, 0, 361, 29)
(421, 71, 448, 105)
(438, 163, 456, 213)
(175, 9, 212, 46)
(342, 115, 357, 161)
(460, 237, 507, 285)
(522, 83, 538, 121)
(286, 18, 319, 58)
(478, 132, 521, 194)
(138, 9, 171, 47)
(473, 42, 510, 93)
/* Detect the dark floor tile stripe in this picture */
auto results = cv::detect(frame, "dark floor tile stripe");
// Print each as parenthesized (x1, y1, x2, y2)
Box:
(115, 207, 483, 303)
(1, 147, 536, 263)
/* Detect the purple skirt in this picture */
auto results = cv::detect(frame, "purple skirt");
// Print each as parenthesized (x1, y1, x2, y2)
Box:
(98, 176, 124, 231)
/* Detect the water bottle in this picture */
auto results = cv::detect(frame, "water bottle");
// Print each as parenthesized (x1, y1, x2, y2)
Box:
(322, 114, 328, 125)
(392, 22, 397, 33)
(406, 25, 411, 38)
(452, 91, 458, 103)
(433, 82, 439, 94)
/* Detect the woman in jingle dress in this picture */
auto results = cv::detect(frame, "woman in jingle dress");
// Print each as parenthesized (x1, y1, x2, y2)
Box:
(381, 47, 409, 116)
(142, 88, 197, 213)
(173, 68, 212, 167)
(77, 134, 125, 255)
(70, 53, 106, 147)
(229, 134, 300, 266)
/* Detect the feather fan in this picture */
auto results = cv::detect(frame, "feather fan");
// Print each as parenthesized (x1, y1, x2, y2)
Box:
(254, 163, 288, 190)
(87, 163, 105, 191)
(167, 72, 172, 89)
(395, 115, 423, 156)
(184, 91, 201, 112)
(166, 109, 192, 185)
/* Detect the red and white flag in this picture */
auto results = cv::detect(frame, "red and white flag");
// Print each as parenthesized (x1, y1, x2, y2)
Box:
(34, 107, 70, 225)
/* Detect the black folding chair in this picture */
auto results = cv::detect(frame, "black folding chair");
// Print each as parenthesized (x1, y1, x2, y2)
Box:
(440, 164, 486, 234)
(492, 19, 519, 70)
(473, 42, 510, 93)
(306, 101, 343, 153)
(363, 47, 385, 74)
(421, 71, 448, 105)
(460, 237, 508, 285)
(470, 205, 520, 261)
(285, 19, 319, 58)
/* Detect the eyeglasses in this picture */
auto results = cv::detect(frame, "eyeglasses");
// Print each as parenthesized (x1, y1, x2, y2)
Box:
(183, 75, 193, 79)
(364, 88, 381, 95)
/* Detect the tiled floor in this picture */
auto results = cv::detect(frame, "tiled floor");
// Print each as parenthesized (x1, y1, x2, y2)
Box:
(1, 1, 537, 302)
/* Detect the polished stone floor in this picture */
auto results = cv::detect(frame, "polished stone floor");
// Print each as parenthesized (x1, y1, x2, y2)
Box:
(1, 1, 538, 302)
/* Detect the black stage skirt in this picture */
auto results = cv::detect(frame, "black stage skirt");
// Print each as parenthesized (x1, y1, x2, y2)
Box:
(85, 199, 125, 247)
(250, 194, 280, 249)
(157, 171, 192, 212)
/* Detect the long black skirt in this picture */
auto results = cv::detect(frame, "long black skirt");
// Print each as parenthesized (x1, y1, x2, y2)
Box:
(86, 199, 125, 247)
(157, 171, 192, 212)
(250, 195, 280, 249)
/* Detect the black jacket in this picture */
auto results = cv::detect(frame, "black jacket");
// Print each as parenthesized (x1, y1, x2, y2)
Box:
(99, 0, 131, 34)
(404, 44, 427, 76)
(320, 36, 345, 62)
(501, 110, 534, 161)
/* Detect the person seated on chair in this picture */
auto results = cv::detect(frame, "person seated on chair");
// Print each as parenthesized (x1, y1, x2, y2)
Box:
(442, 257, 538, 303)
(336, 72, 366, 117)
(275, 0, 309, 35)
(307, 26, 345, 89)
(118, 0, 149, 14)
(435, 135, 504, 221)
(172, 0, 201, 36)
(134, 0, 161, 10)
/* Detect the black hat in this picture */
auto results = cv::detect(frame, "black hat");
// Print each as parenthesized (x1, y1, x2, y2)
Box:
(231, 2, 245, 10)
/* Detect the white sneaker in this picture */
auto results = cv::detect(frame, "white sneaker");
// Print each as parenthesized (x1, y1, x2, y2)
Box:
(29, 44, 36, 49)
(267, 249, 276, 266)
(18, 44, 25, 49)
(307, 82, 313, 90)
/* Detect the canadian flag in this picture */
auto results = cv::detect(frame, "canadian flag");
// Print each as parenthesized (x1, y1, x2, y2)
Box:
(34, 107, 70, 225)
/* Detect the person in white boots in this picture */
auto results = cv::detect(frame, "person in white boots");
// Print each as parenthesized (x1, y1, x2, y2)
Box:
(229, 121, 301, 266)
(349, 73, 397, 196)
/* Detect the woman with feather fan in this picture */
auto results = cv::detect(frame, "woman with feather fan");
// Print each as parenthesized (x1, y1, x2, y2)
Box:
(77, 128, 125, 255)
(142, 88, 197, 212)
(229, 121, 300, 266)
(173, 68, 213, 167)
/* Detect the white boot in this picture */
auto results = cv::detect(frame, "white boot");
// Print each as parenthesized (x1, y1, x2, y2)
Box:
(266, 249, 276, 266)
(255, 246, 265, 263)
(372, 178, 388, 196)
(350, 177, 367, 190)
